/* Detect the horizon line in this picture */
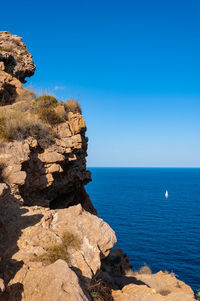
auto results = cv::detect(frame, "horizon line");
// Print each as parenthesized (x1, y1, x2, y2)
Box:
(87, 166, 200, 168)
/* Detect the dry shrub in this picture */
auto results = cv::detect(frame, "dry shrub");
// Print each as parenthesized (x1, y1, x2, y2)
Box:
(0, 109, 54, 143)
(138, 265, 152, 275)
(64, 99, 82, 114)
(62, 231, 81, 250)
(158, 289, 171, 296)
(0, 93, 82, 145)
(33, 95, 65, 125)
(37, 108, 64, 125)
(33, 231, 81, 265)
(0, 116, 9, 140)
(15, 89, 36, 103)
(35, 244, 70, 265)
(34, 95, 58, 108)
(87, 277, 113, 301)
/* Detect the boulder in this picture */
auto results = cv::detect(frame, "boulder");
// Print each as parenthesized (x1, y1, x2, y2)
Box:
(19, 260, 90, 301)
(13, 204, 116, 280)
(0, 31, 35, 83)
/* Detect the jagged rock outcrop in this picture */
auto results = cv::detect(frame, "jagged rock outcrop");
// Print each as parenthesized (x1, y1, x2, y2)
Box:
(0, 185, 116, 300)
(0, 112, 96, 213)
(0, 31, 35, 105)
(0, 31, 35, 83)
(21, 260, 91, 301)
(0, 69, 25, 105)
(100, 249, 195, 301)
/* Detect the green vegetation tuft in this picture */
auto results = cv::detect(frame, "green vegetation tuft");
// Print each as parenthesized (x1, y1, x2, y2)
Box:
(33, 231, 81, 265)
(34, 95, 58, 108)
(33, 95, 64, 125)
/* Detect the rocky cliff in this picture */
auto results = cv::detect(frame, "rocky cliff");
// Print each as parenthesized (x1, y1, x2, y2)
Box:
(0, 110, 96, 213)
(0, 32, 196, 301)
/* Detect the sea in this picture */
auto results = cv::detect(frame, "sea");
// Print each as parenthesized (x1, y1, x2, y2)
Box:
(86, 168, 200, 292)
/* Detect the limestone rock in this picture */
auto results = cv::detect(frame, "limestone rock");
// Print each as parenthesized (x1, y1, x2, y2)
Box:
(20, 260, 90, 301)
(50, 204, 117, 278)
(68, 112, 86, 134)
(55, 122, 72, 138)
(0, 114, 95, 212)
(12, 204, 116, 280)
(38, 151, 65, 163)
(134, 270, 194, 299)
(0, 31, 36, 83)
(99, 249, 195, 301)
(0, 70, 25, 105)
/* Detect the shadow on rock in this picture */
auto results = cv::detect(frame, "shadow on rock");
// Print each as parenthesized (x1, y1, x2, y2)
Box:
(71, 266, 114, 301)
(0, 184, 43, 300)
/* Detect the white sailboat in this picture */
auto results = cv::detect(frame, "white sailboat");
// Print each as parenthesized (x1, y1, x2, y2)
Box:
(165, 190, 168, 199)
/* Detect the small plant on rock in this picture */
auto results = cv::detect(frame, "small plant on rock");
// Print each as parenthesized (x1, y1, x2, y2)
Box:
(64, 99, 82, 114)
(158, 289, 171, 296)
(87, 275, 113, 301)
(33, 231, 81, 265)
(33, 95, 64, 125)
(34, 95, 58, 108)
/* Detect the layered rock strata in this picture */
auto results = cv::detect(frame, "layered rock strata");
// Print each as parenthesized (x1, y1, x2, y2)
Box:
(0, 111, 96, 213)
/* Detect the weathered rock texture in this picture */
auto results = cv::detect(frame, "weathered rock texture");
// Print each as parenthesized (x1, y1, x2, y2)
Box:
(0, 184, 116, 300)
(0, 31, 35, 105)
(100, 249, 195, 301)
(0, 31, 35, 83)
(0, 112, 96, 213)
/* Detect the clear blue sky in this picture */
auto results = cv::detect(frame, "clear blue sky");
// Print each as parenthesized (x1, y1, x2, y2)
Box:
(1, 0, 200, 167)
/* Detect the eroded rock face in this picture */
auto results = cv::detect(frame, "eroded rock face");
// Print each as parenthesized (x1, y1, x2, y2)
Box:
(19, 260, 91, 301)
(0, 112, 96, 213)
(99, 249, 195, 301)
(0, 31, 35, 105)
(0, 70, 25, 105)
(0, 31, 35, 83)
(0, 182, 116, 300)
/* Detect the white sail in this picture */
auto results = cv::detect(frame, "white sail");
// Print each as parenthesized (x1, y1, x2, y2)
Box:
(165, 190, 168, 198)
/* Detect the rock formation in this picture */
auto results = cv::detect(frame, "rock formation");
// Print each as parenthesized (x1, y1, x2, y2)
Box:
(0, 31, 35, 83)
(0, 111, 96, 213)
(0, 31, 35, 105)
(0, 32, 196, 301)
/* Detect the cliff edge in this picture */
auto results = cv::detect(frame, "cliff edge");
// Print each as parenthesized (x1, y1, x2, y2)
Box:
(0, 32, 196, 301)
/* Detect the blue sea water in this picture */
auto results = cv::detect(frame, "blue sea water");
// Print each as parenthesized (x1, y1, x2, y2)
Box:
(86, 168, 200, 292)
